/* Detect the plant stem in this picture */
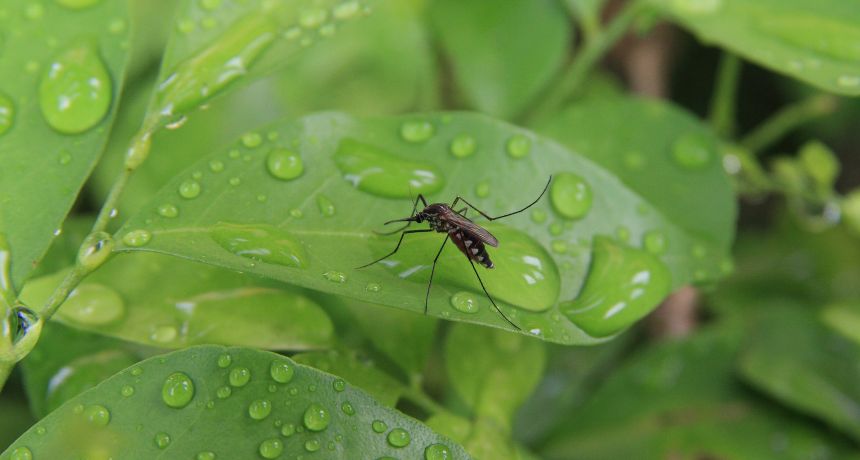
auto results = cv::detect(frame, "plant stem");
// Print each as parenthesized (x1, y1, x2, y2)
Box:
(708, 53, 741, 138)
(403, 385, 447, 416)
(740, 94, 838, 155)
(522, 0, 647, 125)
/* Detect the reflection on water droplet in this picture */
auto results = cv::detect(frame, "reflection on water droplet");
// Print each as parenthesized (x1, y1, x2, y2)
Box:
(562, 237, 671, 337)
(387, 428, 410, 448)
(61, 283, 125, 325)
(211, 222, 307, 268)
(550, 173, 593, 220)
(303, 403, 330, 431)
(179, 180, 201, 199)
(400, 120, 434, 143)
(671, 133, 712, 169)
(266, 148, 303, 180)
(449, 133, 477, 158)
(0, 92, 15, 136)
(270, 360, 294, 383)
(158, 203, 179, 218)
(122, 229, 151, 247)
(450, 291, 479, 314)
(643, 230, 667, 254)
(162, 372, 195, 408)
(259, 438, 283, 459)
(39, 43, 112, 134)
(335, 139, 444, 198)
(316, 195, 335, 216)
(249, 399, 272, 420)
(506, 134, 531, 158)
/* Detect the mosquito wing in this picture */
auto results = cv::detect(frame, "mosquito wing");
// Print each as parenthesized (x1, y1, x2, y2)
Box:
(443, 209, 499, 247)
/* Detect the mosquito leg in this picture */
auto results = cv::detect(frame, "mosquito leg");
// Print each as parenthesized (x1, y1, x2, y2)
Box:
(451, 176, 551, 221)
(378, 194, 429, 235)
(425, 234, 450, 315)
(467, 258, 521, 330)
(356, 229, 432, 269)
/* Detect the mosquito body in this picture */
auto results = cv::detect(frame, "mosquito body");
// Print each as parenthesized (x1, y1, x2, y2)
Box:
(357, 176, 552, 330)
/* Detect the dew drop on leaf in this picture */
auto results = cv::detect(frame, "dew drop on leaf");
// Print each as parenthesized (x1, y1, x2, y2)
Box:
(211, 222, 308, 268)
(77, 231, 113, 270)
(270, 360, 295, 383)
(157, 203, 179, 218)
(266, 148, 303, 180)
(248, 399, 272, 420)
(39, 43, 112, 134)
(178, 179, 201, 199)
(196, 452, 216, 460)
(387, 428, 411, 448)
(449, 133, 476, 158)
(365, 282, 381, 292)
(303, 403, 331, 431)
(425, 443, 452, 460)
(229, 367, 251, 387)
(643, 230, 667, 254)
(304, 438, 321, 452)
(323, 271, 346, 283)
(83, 404, 110, 426)
(299, 7, 328, 29)
(0, 92, 14, 136)
(506, 134, 531, 158)
(400, 120, 435, 143)
(341, 401, 355, 415)
(122, 229, 151, 247)
(371, 420, 387, 433)
(216, 386, 232, 399)
(10, 447, 32, 460)
(121, 385, 134, 397)
(154, 432, 171, 449)
(217, 353, 232, 368)
(475, 180, 490, 198)
(332, 379, 346, 392)
(258, 438, 283, 459)
(61, 283, 125, 325)
(281, 423, 296, 437)
(162, 372, 195, 408)
(550, 173, 593, 220)
(316, 194, 336, 216)
(450, 291, 479, 314)
(671, 133, 712, 169)
(335, 139, 445, 198)
(333, 1, 360, 20)
(531, 208, 547, 223)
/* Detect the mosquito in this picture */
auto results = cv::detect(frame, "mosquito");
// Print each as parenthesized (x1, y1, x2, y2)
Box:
(357, 176, 552, 330)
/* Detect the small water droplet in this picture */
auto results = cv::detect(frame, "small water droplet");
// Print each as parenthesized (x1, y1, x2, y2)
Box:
(10, 447, 33, 460)
(550, 173, 593, 220)
(39, 43, 112, 134)
(131, 366, 143, 376)
(531, 209, 547, 223)
(365, 282, 381, 292)
(300, 7, 328, 28)
(323, 271, 346, 283)
(162, 372, 195, 408)
(332, 379, 346, 392)
(304, 438, 321, 452)
(281, 423, 296, 437)
(449, 133, 477, 158)
(303, 403, 331, 431)
(179, 179, 201, 199)
(55, 0, 101, 9)
(341, 401, 355, 415)
(61, 283, 124, 325)
(372, 420, 387, 433)
(35, 426, 46, 435)
(266, 148, 303, 180)
(83, 404, 111, 426)
(77, 231, 113, 270)
(623, 151, 645, 170)
(671, 133, 712, 169)
(155, 432, 171, 449)
(290, 208, 303, 218)
(400, 120, 435, 143)
(450, 291, 479, 314)
(643, 230, 667, 254)
(228, 177, 241, 186)
(216, 386, 232, 399)
(58, 150, 72, 165)
(229, 367, 251, 387)
(335, 139, 445, 198)
(319, 23, 336, 37)
(108, 17, 126, 34)
(217, 353, 232, 368)
(425, 444, 452, 460)
(122, 229, 151, 247)
(551, 240, 568, 254)
(249, 399, 272, 420)
(158, 203, 179, 218)
(506, 134, 531, 158)
(475, 181, 490, 198)
(0, 92, 15, 136)
(121, 385, 134, 397)
(333, 0, 360, 20)
(196, 452, 216, 460)
(270, 360, 294, 383)
(208, 159, 225, 173)
(387, 428, 410, 448)
(259, 438, 284, 459)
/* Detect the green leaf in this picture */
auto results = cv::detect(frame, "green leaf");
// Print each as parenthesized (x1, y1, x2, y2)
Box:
(429, 0, 571, 118)
(294, 350, 405, 407)
(116, 112, 727, 343)
(541, 327, 858, 459)
(21, 322, 138, 418)
(738, 308, 860, 442)
(539, 97, 736, 260)
(1, 345, 468, 459)
(821, 302, 860, 346)
(444, 323, 545, 428)
(645, 0, 860, 96)
(0, 384, 35, 451)
(0, 0, 132, 290)
(20, 253, 333, 350)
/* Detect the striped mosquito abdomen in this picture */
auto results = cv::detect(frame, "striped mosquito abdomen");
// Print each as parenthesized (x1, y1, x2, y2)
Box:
(450, 230, 494, 268)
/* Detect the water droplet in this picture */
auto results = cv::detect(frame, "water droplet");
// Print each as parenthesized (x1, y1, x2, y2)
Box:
(0, 92, 15, 136)
(365, 282, 381, 292)
(310, 195, 336, 218)
(259, 438, 284, 459)
(10, 447, 32, 460)
(372, 420, 387, 433)
(208, 159, 225, 173)
(643, 230, 667, 254)
(550, 173, 593, 220)
(304, 438, 321, 452)
(335, 139, 445, 198)
(332, 379, 346, 392)
(249, 399, 272, 420)
(56, 0, 101, 9)
(551, 240, 568, 254)
(121, 385, 134, 397)
(531, 209, 547, 223)
(623, 151, 645, 170)
(561, 237, 671, 337)
(35, 426, 46, 435)
(425, 444, 452, 460)
(506, 134, 531, 158)
(475, 181, 490, 198)
(290, 208, 303, 218)
(155, 432, 171, 449)
(229, 177, 241, 186)
(77, 231, 113, 270)
(449, 133, 476, 158)
(83, 404, 110, 426)
(131, 366, 143, 376)
(200, 0, 221, 11)
(319, 23, 336, 37)
(837, 75, 860, 89)
(323, 271, 346, 283)
(281, 423, 296, 437)
(149, 325, 178, 343)
(616, 226, 630, 242)
(39, 43, 112, 134)
(211, 222, 308, 268)
(229, 367, 251, 387)
(300, 7, 328, 28)
(303, 403, 330, 431)
(122, 229, 151, 247)
(158, 203, 179, 218)
(179, 179, 201, 199)
(165, 115, 188, 130)
(58, 150, 72, 164)
(450, 291, 479, 314)
(216, 386, 232, 399)
(217, 353, 232, 368)
(333, 0, 360, 20)
(266, 148, 303, 180)
(400, 120, 435, 143)
(196, 452, 216, 460)
(341, 401, 355, 415)
(671, 133, 712, 169)
(162, 372, 195, 408)
(270, 360, 294, 383)
(61, 283, 124, 325)
(387, 428, 410, 448)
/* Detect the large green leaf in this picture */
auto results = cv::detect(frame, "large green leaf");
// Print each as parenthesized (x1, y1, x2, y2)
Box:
(294, 350, 405, 407)
(539, 97, 736, 256)
(428, 0, 571, 118)
(646, 0, 860, 96)
(738, 308, 860, 442)
(115, 112, 731, 343)
(0, 0, 132, 289)
(0, 384, 34, 451)
(20, 253, 333, 350)
(1, 346, 468, 459)
(541, 327, 859, 459)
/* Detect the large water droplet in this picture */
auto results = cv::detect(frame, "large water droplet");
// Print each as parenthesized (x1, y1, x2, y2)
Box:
(60, 283, 124, 325)
(249, 399, 272, 420)
(77, 231, 113, 271)
(211, 222, 307, 268)
(550, 173, 593, 220)
(0, 92, 14, 136)
(155, 432, 171, 449)
(156, 15, 277, 117)
(506, 134, 531, 158)
(400, 120, 435, 143)
(39, 43, 112, 134)
(270, 360, 294, 383)
(266, 148, 303, 180)
(450, 291, 479, 314)
(122, 229, 151, 247)
(449, 133, 476, 158)
(303, 403, 330, 431)
(162, 372, 195, 408)
(387, 428, 410, 448)
(561, 237, 671, 337)
(83, 404, 111, 426)
(258, 438, 283, 459)
(671, 133, 712, 169)
(335, 139, 444, 198)
(179, 179, 201, 199)
(425, 444, 452, 460)
(229, 367, 251, 387)
(10, 447, 32, 460)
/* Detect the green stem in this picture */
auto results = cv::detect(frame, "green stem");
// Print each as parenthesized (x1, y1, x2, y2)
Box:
(708, 53, 741, 138)
(522, 0, 647, 124)
(0, 361, 11, 393)
(403, 386, 447, 416)
(740, 94, 838, 155)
